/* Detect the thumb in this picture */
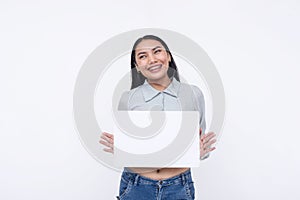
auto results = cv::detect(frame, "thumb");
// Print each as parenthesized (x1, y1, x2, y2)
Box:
(199, 128, 202, 135)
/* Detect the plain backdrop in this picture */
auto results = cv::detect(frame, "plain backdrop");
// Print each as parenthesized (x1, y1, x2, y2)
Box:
(1, 0, 300, 199)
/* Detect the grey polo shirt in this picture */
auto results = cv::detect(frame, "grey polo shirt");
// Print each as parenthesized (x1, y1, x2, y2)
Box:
(118, 78, 206, 132)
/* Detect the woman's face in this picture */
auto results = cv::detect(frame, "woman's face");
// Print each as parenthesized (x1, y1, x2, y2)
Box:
(135, 39, 171, 83)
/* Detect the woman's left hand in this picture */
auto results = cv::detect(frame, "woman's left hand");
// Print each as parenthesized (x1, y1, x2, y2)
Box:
(200, 129, 217, 159)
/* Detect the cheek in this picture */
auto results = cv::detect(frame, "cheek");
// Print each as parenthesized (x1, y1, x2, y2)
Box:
(136, 60, 146, 67)
(158, 54, 169, 63)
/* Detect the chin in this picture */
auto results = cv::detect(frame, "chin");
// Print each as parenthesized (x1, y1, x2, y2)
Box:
(146, 72, 168, 81)
(147, 75, 165, 81)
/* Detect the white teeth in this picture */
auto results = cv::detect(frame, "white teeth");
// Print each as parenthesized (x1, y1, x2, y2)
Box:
(148, 65, 162, 71)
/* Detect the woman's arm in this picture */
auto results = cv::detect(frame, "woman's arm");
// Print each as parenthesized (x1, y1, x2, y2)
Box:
(192, 86, 217, 159)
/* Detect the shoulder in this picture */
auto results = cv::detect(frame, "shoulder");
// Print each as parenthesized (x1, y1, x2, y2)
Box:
(118, 86, 144, 110)
(191, 84, 204, 100)
(178, 82, 204, 99)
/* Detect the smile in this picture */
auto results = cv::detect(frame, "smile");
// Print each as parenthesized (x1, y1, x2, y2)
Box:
(148, 64, 162, 72)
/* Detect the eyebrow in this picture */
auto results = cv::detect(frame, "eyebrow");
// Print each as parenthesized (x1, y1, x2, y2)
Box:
(136, 46, 162, 56)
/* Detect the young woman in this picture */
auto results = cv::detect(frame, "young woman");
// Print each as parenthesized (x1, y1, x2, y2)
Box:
(100, 35, 216, 200)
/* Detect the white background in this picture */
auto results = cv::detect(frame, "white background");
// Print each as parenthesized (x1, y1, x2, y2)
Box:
(1, 0, 300, 199)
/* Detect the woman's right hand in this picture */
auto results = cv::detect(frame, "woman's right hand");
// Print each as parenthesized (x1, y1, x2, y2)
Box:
(99, 132, 114, 154)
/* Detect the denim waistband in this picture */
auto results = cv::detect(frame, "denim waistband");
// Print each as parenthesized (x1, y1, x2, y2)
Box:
(121, 169, 192, 187)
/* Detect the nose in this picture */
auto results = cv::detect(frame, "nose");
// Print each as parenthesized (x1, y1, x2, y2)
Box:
(148, 52, 157, 64)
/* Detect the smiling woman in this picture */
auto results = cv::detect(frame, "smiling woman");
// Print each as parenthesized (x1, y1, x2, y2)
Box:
(99, 35, 217, 200)
(134, 39, 171, 89)
(129, 35, 180, 90)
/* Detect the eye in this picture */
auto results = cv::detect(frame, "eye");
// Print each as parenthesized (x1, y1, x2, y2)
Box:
(138, 55, 146, 59)
(154, 49, 162, 54)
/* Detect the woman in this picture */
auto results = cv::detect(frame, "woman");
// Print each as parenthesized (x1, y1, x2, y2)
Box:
(100, 35, 217, 200)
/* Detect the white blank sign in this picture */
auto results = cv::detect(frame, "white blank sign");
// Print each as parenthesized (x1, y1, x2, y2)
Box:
(113, 111, 200, 168)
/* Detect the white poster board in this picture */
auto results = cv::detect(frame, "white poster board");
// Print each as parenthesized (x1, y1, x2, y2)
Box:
(113, 111, 200, 167)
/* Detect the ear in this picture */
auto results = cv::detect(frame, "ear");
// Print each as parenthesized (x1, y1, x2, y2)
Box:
(168, 53, 171, 62)
(135, 64, 140, 72)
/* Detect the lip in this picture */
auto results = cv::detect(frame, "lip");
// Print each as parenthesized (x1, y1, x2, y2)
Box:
(147, 64, 162, 72)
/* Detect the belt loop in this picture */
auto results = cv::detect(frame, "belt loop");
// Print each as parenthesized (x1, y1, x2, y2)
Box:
(134, 174, 139, 186)
(181, 173, 186, 185)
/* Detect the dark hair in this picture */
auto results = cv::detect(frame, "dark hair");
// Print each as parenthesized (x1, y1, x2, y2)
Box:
(130, 35, 180, 89)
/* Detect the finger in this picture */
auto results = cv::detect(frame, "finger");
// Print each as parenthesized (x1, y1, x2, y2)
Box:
(100, 135, 113, 144)
(201, 138, 216, 151)
(99, 140, 108, 147)
(202, 132, 216, 144)
(201, 131, 215, 140)
(100, 135, 111, 144)
(206, 131, 215, 135)
(99, 140, 113, 148)
(200, 147, 216, 159)
(201, 146, 216, 158)
(103, 148, 114, 154)
(204, 139, 217, 148)
(205, 146, 216, 153)
(102, 132, 114, 139)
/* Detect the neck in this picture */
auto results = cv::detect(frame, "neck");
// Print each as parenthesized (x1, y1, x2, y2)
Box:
(147, 76, 171, 91)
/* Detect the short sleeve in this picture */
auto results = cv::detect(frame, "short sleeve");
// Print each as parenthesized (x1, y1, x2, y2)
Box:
(192, 86, 210, 160)
(191, 85, 206, 133)
(118, 91, 130, 111)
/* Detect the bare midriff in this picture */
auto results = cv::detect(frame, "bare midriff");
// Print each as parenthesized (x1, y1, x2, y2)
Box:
(128, 167, 190, 180)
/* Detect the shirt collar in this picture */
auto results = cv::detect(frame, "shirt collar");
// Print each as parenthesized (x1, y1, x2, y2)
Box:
(141, 77, 180, 102)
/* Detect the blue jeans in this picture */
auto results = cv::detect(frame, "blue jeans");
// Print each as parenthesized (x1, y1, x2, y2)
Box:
(117, 169, 195, 200)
